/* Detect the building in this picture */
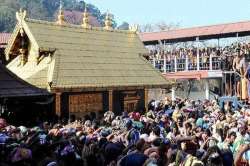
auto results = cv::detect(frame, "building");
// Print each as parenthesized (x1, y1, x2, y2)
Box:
(139, 20, 250, 100)
(0, 33, 11, 64)
(0, 62, 51, 125)
(5, 9, 170, 119)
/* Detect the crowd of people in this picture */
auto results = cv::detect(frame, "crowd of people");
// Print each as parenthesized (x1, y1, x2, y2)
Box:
(0, 98, 250, 166)
(147, 42, 250, 72)
(147, 42, 250, 103)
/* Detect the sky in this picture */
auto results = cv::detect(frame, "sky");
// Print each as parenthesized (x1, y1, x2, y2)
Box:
(85, 0, 250, 28)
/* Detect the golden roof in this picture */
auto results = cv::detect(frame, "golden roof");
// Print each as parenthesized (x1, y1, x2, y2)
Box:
(6, 12, 170, 92)
(82, 6, 91, 29)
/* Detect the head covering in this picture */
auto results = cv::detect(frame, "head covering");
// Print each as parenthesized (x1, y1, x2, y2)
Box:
(131, 112, 141, 121)
(122, 111, 129, 118)
(125, 119, 133, 129)
(60, 144, 75, 156)
(128, 128, 140, 145)
(133, 121, 144, 129)
(172, 109, 181, 122)
(184, 155, 204, 166)
(5, 125, 16, 132)
(0, 133, 9, 143)
(32, 126, 42, 133)
(84, 120, 91, 127)
(11, 148, 32, 163)
(196, 118, 204, 128)
(104, 111, 115, 122)
(140, 134, 149, 142)
(0, 118, 7, 129)
(18, 126, 28, 135)
(100, 128, 111, 137)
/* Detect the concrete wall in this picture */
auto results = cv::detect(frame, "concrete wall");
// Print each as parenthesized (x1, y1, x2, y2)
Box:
(147, 79, 221, 102)
(148, 88, 167, 102)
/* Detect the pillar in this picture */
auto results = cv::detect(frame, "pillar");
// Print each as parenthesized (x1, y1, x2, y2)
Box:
(209, 54, 213, 70)
(171, 87, 175, 101)
(153, 57, 156, 68)
(205, 80, 209, 100)
(185, 54, 189, 71)
(144, 89, 148, 110)
(197, 48, 200, 71)
(196, 37, 200, 71)
(174, 56, 177, 72)
(55, 93, 62, 117)
(108, 90, 113, 112)
(163, 55, 166, 73)
(222, 75, 225, 96)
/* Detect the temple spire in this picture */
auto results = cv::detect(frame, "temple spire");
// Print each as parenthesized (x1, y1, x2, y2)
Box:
(57, 0, 66, 25)
(82, 4, 91, 28)
(104, 11, 113, 30)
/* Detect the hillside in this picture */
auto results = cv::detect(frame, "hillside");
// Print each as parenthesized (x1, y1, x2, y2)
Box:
(0, 0, 127, 33)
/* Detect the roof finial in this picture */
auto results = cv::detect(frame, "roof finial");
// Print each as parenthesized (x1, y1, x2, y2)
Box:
(129, 24, 139, 33)
(82, 4, 91, 29)
(16, 8, 27, 23)
(104, 10, 113, 30)
(59, 0, 62, 10)
(57, 0, 66, 25)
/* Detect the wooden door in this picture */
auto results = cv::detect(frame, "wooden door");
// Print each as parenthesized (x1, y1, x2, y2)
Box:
(122, 91, 141, 112)
(69, 93, 103, 118)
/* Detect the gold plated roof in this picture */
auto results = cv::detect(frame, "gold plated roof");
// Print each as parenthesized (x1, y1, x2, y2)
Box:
(6, 17, 170, 92)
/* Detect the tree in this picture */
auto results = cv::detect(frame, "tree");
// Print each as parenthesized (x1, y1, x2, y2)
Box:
(118, 22, 129, 30)
(0, 6, 16, 32)
(139, 23, 154, 32)
(41, 0, 60, 20)
(87, 3, 102, 20)
(155, 21, 180, 31)
(140, 21, 180, 32)
(25, 0, 48, 20)
(100, 12, 117, 29)
(0, 0, 119, 32)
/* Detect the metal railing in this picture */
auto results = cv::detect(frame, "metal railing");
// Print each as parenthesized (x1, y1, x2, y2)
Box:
(222, 71, 243, 97)
(150, 54, 222, 73)
(211, 57, 221, 70)
(177, 58, 186, 71)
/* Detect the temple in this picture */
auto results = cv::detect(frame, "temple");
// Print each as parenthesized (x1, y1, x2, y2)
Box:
(5, 9, 170, 119)
(0, 62, 51, 124)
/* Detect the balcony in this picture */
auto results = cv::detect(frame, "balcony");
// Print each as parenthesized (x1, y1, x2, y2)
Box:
(150, 55, 221, 72)
(149, 54, 224, 79)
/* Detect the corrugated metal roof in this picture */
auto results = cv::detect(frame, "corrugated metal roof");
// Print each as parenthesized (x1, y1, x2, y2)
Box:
(0, 33, 11, 48)
(140, 20, 250, 43)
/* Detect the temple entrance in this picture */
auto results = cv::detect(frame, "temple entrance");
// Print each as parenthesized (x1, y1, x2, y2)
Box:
(122, 91, 141, 112)
(69, 93, 103, 119)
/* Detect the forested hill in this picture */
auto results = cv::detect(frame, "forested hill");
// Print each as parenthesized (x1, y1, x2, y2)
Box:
(0, 0, 129, 33)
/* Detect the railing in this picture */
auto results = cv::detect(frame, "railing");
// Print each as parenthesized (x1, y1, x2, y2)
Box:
(149, 54, 222, 73)
(149, 52, 248, 100)
(222, 71, 243, 97)
(177, 58, 186, 71)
